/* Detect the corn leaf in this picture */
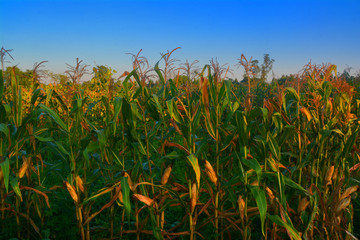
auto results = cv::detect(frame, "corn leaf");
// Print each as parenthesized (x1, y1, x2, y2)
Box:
(39, 104, 68, 132)
(0, 71, 3, 99)
(121, 176, 131, 221)
(0, 158, 10, 193)
(10, 176, 22, 201)
(249, 185, 267, 236)
(268, 214, 301, 240)
(186, 154, 201, 187)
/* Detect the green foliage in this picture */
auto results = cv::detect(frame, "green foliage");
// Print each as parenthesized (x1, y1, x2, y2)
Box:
(0, 56, 359, 240)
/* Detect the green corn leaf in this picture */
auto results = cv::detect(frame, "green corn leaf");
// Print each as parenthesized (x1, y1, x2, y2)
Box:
(186, 154, 201, 187)
(0, 104, 6, 122)
(0, 123, 9, 138)
(83, 186, 113, 204)
(283, 175, 308, 194)
(16, 87, 23, 127)
(268, 134, 280, 162)
(113, 97, 123, 121)
(241, 156, 262, 182)
(249, 185, 267, 236)
(39, 104, 68, 132)
(0, 158, 10, 193)
(54, 141, 70, 156)
(34, 135, 54, 142)
(150, 208, 163, 240)
(267, 214, 301, 240)
(191, 105, 202, 130)
(341, 126, 359, 158)
(51, 89, 68, 112)
(10, 176, 22, 201)
(166, 99, 183, 124)
(146, 99, 160, 121)
(285, 87, 300, 102)
(154, 60, 165, 85)
(130, 103, 142, 120)
(83, 140, 99, 165)
(0, 70, 3, 99)
(121, 176, 131, 221)
(95, 129, 106, 151)
(31, 88, 45, 105)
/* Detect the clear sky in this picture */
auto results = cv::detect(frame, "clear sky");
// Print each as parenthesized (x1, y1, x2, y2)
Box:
(1, 0, 360, 81)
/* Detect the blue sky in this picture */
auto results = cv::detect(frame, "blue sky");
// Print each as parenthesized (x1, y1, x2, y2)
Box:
(1, 0, 360, 81)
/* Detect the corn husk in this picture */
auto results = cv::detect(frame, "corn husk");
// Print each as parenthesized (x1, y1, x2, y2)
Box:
(325, 165, 334, 185)
(238, 195, 245, 221)
(297, 197, 309, 213)
(335, 197, 351, 214)
(161, 164, 173, 185)
(190, 183, 197, 214)
(340, 186, 358, 200)
(300, 107, 312, 121)
(19, 159, 29, 179)
(204, 160, 217, 186)
(76, 175, 85, 193)
(65, 181, 78, 203)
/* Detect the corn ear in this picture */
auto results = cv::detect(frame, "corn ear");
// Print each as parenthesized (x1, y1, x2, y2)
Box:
(161, 164, 173, 185)
(300, 107, 312, 121)
(340, 186, 358, 200)
(238, 195, 245, 221)
(65, 181, 78, 203)
(297, 197, 309, 213)
(190, 183, 197, 214)
(76, 175, 85, 193)
(204, 160, 217, 186)
(335, 197, 351, 214)
(325, 165, 334, 185)
(19, 159, 29, 179)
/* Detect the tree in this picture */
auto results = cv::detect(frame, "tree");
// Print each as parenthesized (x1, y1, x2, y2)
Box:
(240, 54, 274, 84)
(47, 71, 69, 85)
(91, 65, 115, 86)
(3, 66, 33, 86)
(260, 54, 275, 82)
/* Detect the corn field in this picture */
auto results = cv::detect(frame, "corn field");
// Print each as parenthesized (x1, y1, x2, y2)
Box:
(0, 52, 359, 240)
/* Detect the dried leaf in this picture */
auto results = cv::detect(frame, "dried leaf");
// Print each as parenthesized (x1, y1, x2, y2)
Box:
(133, 193, 153, 206)
(123, 172, 135, 192)
(265, 187, 275, 200)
